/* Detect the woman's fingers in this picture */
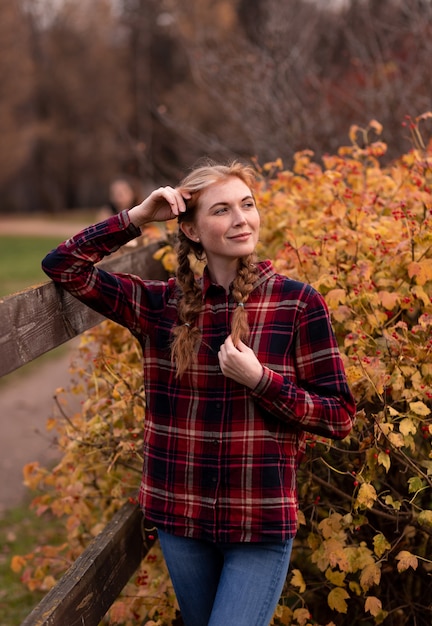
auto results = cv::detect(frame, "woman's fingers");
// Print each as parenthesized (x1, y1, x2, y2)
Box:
(158, 186, 191, 216)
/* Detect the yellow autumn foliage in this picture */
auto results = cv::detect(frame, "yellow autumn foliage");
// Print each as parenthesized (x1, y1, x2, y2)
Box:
(14, 115, 432, 625)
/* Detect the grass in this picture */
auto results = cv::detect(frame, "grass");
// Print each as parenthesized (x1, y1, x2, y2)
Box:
(0, 500, 67, 626)
(0, 235, 62, 298)
(0, 234, 72, 386)
(0, 230, 74, 624)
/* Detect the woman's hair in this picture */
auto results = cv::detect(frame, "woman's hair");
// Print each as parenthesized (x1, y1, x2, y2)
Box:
(171, 160, 259, 378)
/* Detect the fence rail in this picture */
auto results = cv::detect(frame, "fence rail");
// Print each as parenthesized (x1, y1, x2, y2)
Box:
(0, 242, 167, 625)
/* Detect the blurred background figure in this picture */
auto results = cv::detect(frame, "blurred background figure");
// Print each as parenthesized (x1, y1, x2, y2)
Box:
(97, 175, 143, 219)
(97, 176, 165, 244)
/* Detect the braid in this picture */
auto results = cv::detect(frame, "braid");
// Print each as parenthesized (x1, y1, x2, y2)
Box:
(171, 232, 203, 378)
(231, 253, 259, 346)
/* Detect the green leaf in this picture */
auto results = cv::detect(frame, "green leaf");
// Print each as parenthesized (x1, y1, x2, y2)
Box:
(408, 476, 425, 494)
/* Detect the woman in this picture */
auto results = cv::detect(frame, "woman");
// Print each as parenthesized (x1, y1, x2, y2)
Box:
(98, 175, 143, 219)
(42, 161, 355, 626)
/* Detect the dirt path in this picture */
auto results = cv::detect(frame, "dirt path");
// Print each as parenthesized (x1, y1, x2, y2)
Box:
(0, 216, 89, 237)
(0, 344, 83, 514)
(0, 216, 88, 514)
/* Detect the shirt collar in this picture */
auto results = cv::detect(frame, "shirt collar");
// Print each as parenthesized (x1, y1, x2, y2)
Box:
(200, 260, 275, 300)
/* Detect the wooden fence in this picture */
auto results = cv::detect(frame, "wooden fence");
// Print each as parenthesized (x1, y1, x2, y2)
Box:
(0, 242, 168, 626)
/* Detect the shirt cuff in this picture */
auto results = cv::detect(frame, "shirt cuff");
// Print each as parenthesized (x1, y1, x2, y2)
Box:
(251, 366, 284, 401)
(118, 209, 142, 238)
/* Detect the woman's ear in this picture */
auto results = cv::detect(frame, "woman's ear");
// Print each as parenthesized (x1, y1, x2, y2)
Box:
(180, 221, 200, 243)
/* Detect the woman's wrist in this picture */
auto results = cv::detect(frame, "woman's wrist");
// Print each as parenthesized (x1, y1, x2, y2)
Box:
(128, 204, 148, 228)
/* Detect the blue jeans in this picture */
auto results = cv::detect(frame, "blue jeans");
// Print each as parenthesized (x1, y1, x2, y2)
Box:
(158, 530, 293, 626)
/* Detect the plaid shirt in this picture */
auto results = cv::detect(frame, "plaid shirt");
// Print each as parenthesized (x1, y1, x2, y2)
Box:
(42, 210, 355, 543)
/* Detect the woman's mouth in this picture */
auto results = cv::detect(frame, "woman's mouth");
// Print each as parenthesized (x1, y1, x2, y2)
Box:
(229, 232, 251, 241)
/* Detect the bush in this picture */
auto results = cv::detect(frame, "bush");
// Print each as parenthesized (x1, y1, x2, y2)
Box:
(15, 113, 432, 625)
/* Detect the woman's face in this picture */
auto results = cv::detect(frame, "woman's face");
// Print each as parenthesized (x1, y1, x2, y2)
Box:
(180, 176, 260, 265)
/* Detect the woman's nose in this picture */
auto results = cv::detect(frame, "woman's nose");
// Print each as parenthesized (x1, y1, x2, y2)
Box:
(232, 207, 247, 225)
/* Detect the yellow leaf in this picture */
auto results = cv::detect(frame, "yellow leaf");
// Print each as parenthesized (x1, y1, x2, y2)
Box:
(378, 422, 394, 436)
(360, 563, 381, 591)
(385, 495, 402, 510)
(365, 596, 383, 617)
(333, 305, 352, 323)
(153, 245, 171, 261)
(388, 432, 404, 448)
(412, 285, 430, 306)
(396, 550, 418, 572)
(387, 406, 400, 417)
(409, 401, 431, 416)
(378, 451, 391, 472)
(291, 568, 306, 593)
(328, 587, 350, 613)
(307, 532, 320, 551)
(349, 581, 362, 596)
(325, 568, 346, 587)
(345, 544, 375, 573)
(355, 483, 377, 510)
(319, 513, 344, 539)
(407, 259, 432, 285)
(324, 539, 350, 571)
(418, 510, 432, 529)
(297, 509, 306, 526)
(399, 418, 417, 436)
(41, 575, 57, 591)
(373, 533, 391, 558)
(325, 289, 347, 309)
(274, 604, 293, 622)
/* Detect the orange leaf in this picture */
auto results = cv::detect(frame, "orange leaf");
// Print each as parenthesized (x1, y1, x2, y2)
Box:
(378, 291, 399, 310)
(11, 555, 27, 573)
(365, 596, 383, 616)
(407, 260, 432, 285)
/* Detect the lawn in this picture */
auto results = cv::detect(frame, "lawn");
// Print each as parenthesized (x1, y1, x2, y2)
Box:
(0, 501, 67, 626)
(0, 235, 61, 298)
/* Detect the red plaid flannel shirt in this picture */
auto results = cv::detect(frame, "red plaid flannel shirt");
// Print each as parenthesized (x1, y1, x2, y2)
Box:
(42, 211, 355, 543)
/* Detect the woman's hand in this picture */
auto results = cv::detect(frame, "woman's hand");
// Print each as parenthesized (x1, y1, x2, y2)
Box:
(218, 335, 263, 389)
(128, 186, 191, 228)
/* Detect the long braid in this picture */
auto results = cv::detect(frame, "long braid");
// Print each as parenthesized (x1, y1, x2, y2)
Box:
(171, 232, 203, 377)
(231, 253, 259, 346)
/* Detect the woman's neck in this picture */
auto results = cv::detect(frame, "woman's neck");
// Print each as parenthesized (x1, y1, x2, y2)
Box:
(206, 259, 238, 292)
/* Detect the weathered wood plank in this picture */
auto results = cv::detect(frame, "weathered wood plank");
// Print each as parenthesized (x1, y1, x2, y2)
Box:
(0, 242, 167, 378)
(21, 501, 149, 626)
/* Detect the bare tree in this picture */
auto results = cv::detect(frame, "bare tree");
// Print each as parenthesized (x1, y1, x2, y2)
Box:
(146, 0, 432, 165)
(1, 0, 431, 211)
(0, 0, 36, 211)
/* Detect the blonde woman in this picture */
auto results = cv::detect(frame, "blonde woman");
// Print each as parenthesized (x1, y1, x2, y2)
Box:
(42, 161, 355, 626)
